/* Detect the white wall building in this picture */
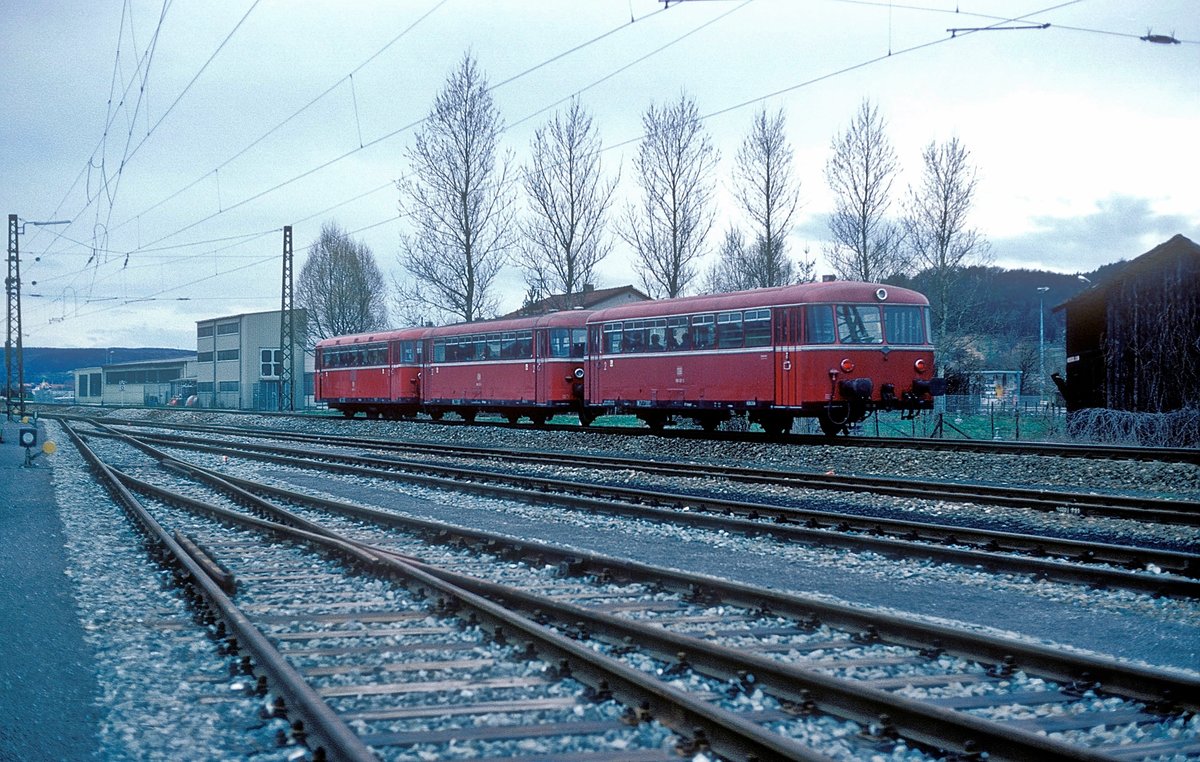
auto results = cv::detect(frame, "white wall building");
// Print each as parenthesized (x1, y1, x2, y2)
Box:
(193, 309, 311, 410)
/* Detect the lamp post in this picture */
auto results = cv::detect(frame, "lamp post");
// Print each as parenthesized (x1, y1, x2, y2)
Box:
(1037, 286, 1050, 399)
(6, 215, 71, 419)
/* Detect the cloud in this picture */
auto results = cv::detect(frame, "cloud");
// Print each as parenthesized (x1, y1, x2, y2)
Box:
(990, 196, 1198, 272)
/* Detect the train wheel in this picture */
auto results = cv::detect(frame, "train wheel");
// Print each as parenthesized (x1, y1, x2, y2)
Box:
(459, 410, 477, 423)
(578, 409, 597, 427)
(818, 409, 848, 437)
(505, 412, 521, 425)
(761, 415, 792, 437)
(429, 410, 444, 421)
(341, 409, 356, 419)
(642, 414, 666, 432)
(530, 413, 548, 427)
(698, 414, 721, 432)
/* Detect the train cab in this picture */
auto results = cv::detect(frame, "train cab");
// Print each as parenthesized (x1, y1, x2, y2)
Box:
(586, 281, 944, 435)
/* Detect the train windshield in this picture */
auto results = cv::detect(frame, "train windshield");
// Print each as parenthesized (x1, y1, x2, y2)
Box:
(883, 305, 927, 344)
(836, 305, 884, 344)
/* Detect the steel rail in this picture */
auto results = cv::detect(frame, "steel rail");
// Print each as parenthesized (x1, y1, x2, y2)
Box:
(58, 421, 379, 762)
(79, 424, 1200, 596)
(38, 408, 1200, 465)
(82, 416, 1200, 524)
(85, 429, 1200, 719)
(115, 452, 1139, 761)
(98, 461, 839, 761)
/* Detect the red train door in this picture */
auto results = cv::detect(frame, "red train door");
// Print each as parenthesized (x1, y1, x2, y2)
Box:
(534, 329, 549, 404)
(774, 307, 802, 407)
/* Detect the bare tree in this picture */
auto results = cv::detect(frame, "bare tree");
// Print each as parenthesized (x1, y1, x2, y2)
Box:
(703, 226, 752, 293)
(620, 93, 718, 298)
(515, 98, 617, 297)
(824, 99, 905, 282)
(297, 222, 389, 342)
(396, 53, 515, 323)
(903, 137, 991, 340)
(732, 106, 804, 288)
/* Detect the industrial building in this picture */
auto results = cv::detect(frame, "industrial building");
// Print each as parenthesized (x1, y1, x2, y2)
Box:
(74, 308, 311, 410)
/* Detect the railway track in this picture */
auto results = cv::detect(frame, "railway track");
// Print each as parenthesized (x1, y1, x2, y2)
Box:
(63, 419, 1200, 761)
(39, 406, 1200, 465)
(78, 420, 1200, 598)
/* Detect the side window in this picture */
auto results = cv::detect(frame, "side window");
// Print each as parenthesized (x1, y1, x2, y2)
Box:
(570, 328, 587, 358)
(744, 309, 771, 347)
(603, 322, 623, 354)
(804, 305, 835, 344)
(433, 339, 446, 363)
(836, 305, 884, 344)
(691, 314, 715, 349)
(621, 320, 646, 353)
(667, 317, 688, 350)
(717, 312, 743, 348)
(646, 319, 666, 352)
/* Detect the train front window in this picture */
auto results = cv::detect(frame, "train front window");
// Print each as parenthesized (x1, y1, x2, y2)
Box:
(883, 305, 925, 344)
(836, 305, 883, 344)
(804, 306, 835, 344)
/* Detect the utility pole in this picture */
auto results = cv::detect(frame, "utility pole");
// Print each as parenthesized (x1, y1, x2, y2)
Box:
(6, 215, 71, 420)
(5, 215, 19, 420)
(1037, 286, 1049, 399)
(278, 225, 295, 411)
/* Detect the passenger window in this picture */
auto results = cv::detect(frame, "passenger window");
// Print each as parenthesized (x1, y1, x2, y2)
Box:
(804, 306, 836, 344)
(836, 305, 883, 344)
(603, 323, 623, 354)
(666, 317, 688, 350)
(744, 309, 771, 347)
(691, 314, 715, 349)
(717, 312, 743, 348)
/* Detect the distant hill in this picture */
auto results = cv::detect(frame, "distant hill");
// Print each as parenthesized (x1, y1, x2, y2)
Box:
(1, 347, 194, 387)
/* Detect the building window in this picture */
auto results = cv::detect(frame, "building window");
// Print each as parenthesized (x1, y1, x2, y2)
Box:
(197, 351, 214, 363)
(197, 324, 214, 338)
(196, 382, 214, 393)
(218, 381, 239, 392)
(216, 322, 239, 335)
(89, 373, 102, 396)
(217, 349, 239, 361)
(260, 348, 282, 379)
(78, 376, 87, 397)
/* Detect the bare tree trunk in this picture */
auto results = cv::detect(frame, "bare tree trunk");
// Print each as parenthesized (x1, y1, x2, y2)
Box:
(732, 106, 804, 288)
(620, 93, 718, 298)
(515, 98, 617, 298)
(824, 99, 904, 283)
(396, 53, 515, 323)
(904, 136, 991, 342)
(297, 222, 389, 342)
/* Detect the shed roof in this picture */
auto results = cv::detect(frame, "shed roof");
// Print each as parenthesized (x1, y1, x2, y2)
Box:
(1054, 234, 1200, 312)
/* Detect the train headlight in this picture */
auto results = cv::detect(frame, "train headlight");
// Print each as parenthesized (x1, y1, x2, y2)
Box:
(573, 367, 585, 379)
(839, 358, 855, 373)
(914, 358, 929, 373)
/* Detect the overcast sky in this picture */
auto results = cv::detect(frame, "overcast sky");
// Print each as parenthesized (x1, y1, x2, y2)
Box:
(3, 0, 1197, 349)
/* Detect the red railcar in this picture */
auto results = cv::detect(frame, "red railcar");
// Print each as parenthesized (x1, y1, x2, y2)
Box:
(422, 311, 590, 424)
(585, 281, 943, 434)
(315, 327, 426, 419)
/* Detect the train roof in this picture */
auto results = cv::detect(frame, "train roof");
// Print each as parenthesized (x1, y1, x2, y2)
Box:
(314, 326, 428, 348)
(586, 281, 929, 323)
(422, 309, 592, 337)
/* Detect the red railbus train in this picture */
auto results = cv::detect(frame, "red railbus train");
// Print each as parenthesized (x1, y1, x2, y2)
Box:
(314, 281, 945, 434)
(585, 281, 942, 435)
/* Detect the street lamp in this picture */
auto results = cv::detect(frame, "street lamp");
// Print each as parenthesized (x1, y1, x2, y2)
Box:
(6, 214, 71, 419)
(1037, 286, 1050, 399)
